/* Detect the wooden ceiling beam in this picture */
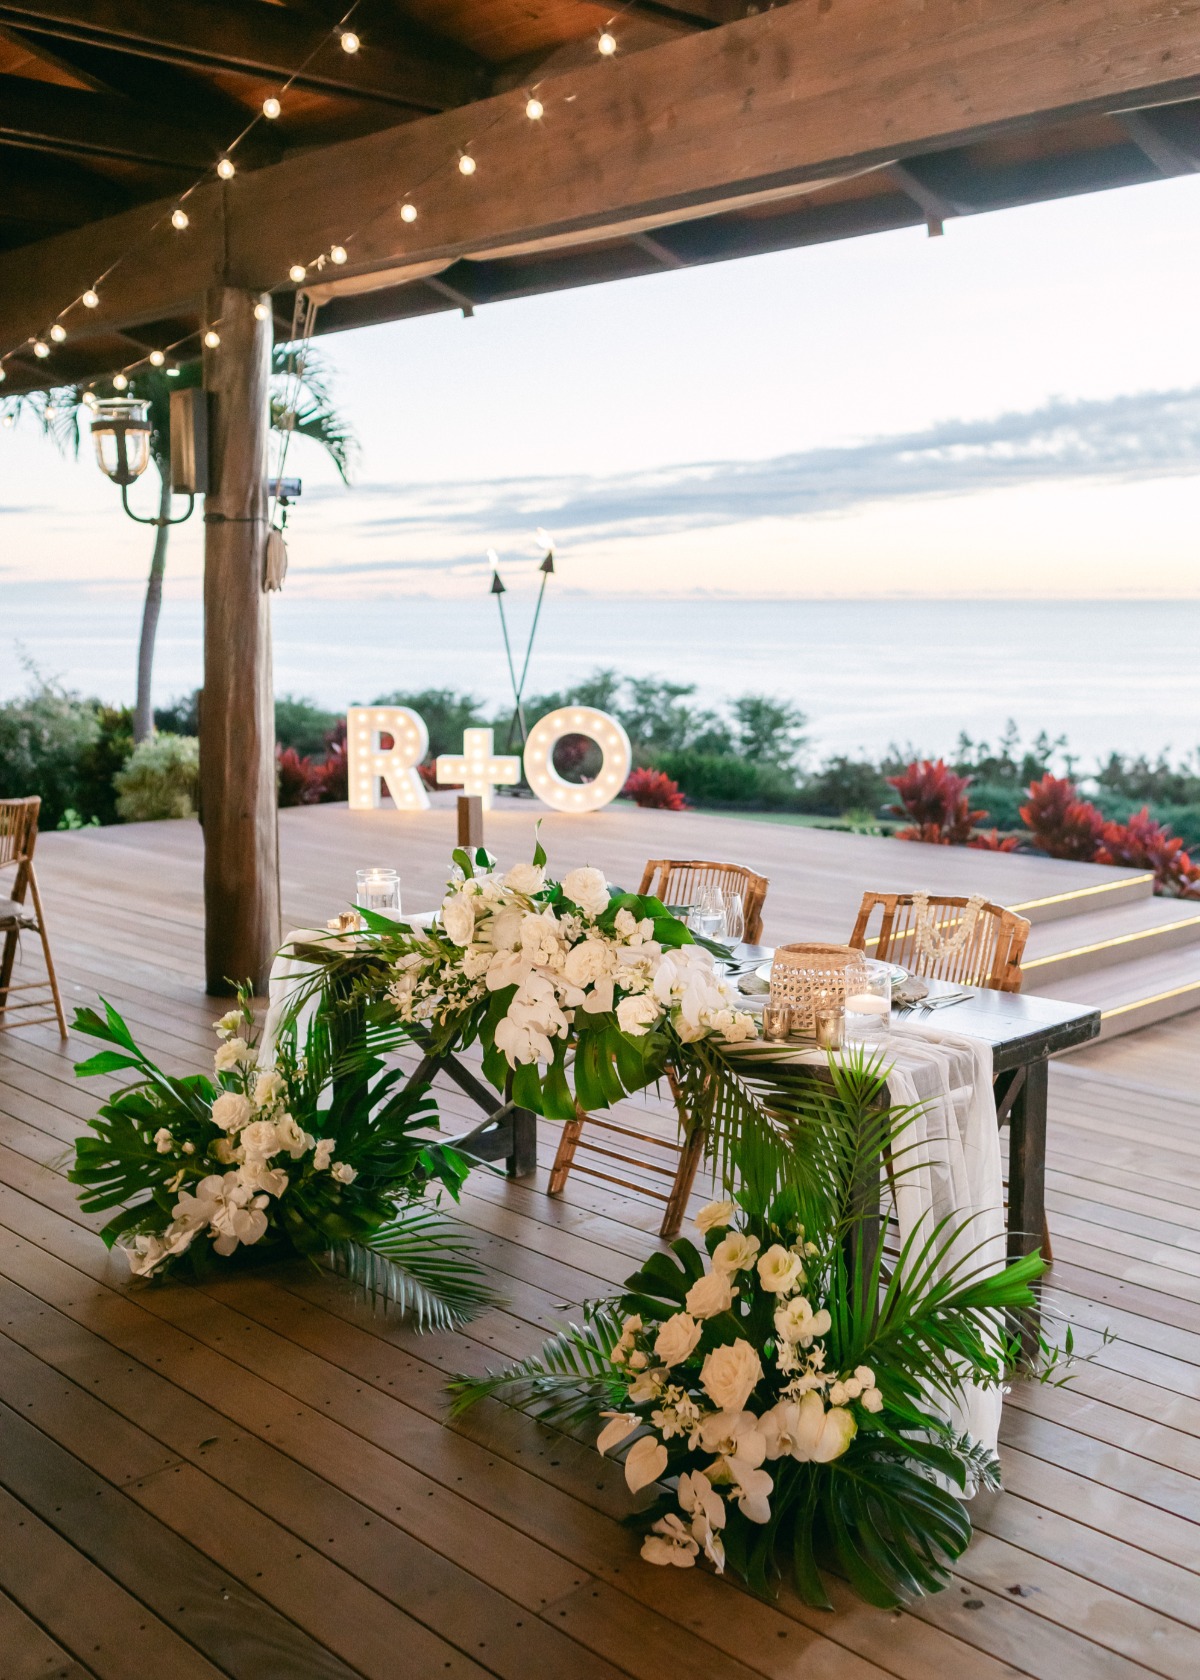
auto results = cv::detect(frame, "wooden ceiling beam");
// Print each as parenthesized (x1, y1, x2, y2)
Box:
(5, 0, 1200, 359)
(0, 1, 486, 111)
(0, 71, 222, 169)
(0, 149, 131, 224)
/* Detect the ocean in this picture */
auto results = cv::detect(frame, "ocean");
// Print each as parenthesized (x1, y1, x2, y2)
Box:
(3, 587, 1197, 770)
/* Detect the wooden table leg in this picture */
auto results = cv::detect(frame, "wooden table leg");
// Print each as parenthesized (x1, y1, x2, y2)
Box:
(1006, 1056, 1048, 1360)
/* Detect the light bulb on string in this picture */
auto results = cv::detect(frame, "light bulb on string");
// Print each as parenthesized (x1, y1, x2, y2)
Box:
(330, 244, 347, 264)
(525, 96, 544, 120)
(83, 390, 98, 410)
(112, 372, 129, 390)
(262, 96, 281, 119)
(399, 201, 418, 223)
(33, 340, 49, 358)
(598, 31, 617, 54)
(458, 153, 476, 175)
(253, 301, 270, 321)
(167, 367, 180, 377)
(82, 288, 99, 309)
(216, 157, 235, 180)
(340, 30, 360, 52)
(149, 349, 165, 366)
(289, 263, 307, 282)
(49, 324, 66, 343)
(203, 329, 221, 348)
(0, 367, 6, 384)
(171, 207, 189, 230)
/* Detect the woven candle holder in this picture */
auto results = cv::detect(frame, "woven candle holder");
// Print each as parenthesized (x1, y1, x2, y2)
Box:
(769, 943, 872, 1035)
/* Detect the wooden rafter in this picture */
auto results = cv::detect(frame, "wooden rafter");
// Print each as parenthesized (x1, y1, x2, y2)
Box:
(0, 71, 226, 168)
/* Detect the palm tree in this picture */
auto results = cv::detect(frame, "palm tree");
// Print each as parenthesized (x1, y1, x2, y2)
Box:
(2, 345, 354, 740)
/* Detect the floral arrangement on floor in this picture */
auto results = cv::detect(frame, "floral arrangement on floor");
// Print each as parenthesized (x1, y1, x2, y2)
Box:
(69, 989, 497, 1329)
(449, 1057, 1046, 1608)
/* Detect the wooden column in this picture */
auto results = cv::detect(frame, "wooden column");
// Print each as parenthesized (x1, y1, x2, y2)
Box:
(200, 287, 280, 996)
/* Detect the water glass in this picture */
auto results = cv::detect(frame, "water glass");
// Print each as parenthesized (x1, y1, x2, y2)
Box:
(356, 866, 401, 918)
(688, 885, 726, 943)
(844, 972, 891, 1037)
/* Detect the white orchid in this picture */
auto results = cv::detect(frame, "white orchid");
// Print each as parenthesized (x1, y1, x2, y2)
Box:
(773, 1295, 832, 1347)
(331, 1161, 357, 1184)
(696, 1410, 767, 1468)
(640, 1512, 699, 1568)
(153, 1127, 174, 1154)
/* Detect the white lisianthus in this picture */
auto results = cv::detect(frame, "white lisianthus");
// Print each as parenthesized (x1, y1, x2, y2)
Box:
(214, 1037, 250, 1072)
(700, 1339, 763, 1414)
(153, 1127, 174, 1153)
(274, 1113, 312, 1158)
(613, 907, 638, 940)
(312, 1138, 336, 1171)
(331, 1161, 357, 1184)
(684, 1269, 736, 1319)
(654, 1312, 702, 1367)
(562, 866, 609, 918)
(597, 1412, 640, 1456)
(641, 1513, 699, 1568)
(773, 1296, 832, 1347)
(211, 1091, 252, 1132)
(756, 1244, 805, 1295)
(503, 861, 545, 894)
(213, 1010, 242, 1039)
(695, 1199, 735, 1234)
(616, 994, 662, 1037)
(711, 1232, 761, 1274)
(623, 1433, 669, 1493)
(253, 1069, 285, 1107)
(440, 891, 477, 947)
(861, 1387, 884, 1414)
(239, 1119, 281, 1161)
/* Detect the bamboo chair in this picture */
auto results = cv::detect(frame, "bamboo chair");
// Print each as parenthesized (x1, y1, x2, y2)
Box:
(848, 890, 1048, 1260)
(548, 857, 769, 1237)
(0, 797, 68, 1038)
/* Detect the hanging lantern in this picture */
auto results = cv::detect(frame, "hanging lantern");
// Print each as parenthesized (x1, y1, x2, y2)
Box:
(90, 397, 152, 486)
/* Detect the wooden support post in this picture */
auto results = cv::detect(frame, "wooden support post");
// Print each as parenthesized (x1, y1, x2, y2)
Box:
(199, 287, 280, 996)
(457, 794, 483, 851)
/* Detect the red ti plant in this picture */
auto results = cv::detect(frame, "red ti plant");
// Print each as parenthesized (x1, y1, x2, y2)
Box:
(623, 767, 687, 811)
(888, 759, 986, 845)
(968, 828, 1020, 853)
(1019, 774, 1106, 861)
(1098, 807, 1200, 898)
(277, 746, 323, 807)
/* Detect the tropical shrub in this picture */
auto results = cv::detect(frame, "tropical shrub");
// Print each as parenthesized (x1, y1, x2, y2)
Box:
(652, 750, 795, 808)
(0, 676, 101, 828)
(1019, 774, 1107, 861)
(889, 760, 986, 845)
(793, 756, 890, 817)
(114, 733, 199, 821)
(1098, 807, 1200, 898)
(277, 746, 324, 807)
(275, 694, 341, 758)
(624, 767, 687, 810)
(74, 705, 135, 826)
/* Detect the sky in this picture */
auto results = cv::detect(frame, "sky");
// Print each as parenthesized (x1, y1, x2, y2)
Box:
(3, 170, 1200, 609)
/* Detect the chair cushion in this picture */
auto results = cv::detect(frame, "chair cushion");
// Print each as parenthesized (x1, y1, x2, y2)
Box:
(0, 897, 36, 929)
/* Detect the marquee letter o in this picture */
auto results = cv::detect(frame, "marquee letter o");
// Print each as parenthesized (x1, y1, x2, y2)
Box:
(522, 707, 632, 813)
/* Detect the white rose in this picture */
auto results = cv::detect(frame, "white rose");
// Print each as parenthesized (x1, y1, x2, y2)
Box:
(504, 862, 545, 895)
(562, 940, 613, 989)
(616, 994, 662, 1037)
(623, 1434, 668, 1494)
(654, 1312, 702, 1367)
(331, 1161, 357, 1184)
(211, 1091, 252, 1132)
(312, 1138, 335, 1171)
(756, 1244, 805, 1295)
(562, 866, 610, 918)
(239, 1119, 280, 1162)
(153, 1127, 174, 1153)
(212, 1137, 237, 1165)
(711, 1232, 760, 1274)
(441, 891, 477, 947)
(597, 1412, 639, 1456)
(613, 907, 638, 939)
(828, 1382, 849, 1407)
(684, 1270, 736, 1319)
(700, 1339, 763, 1414)
(214, 1037, 250, 1072)
(253, 1070, 285, 1107)
(695, 1199, 734, 1234)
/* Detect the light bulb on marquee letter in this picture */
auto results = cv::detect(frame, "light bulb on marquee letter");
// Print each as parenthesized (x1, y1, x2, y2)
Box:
(436, 728, 519, 810)
(522, 708, 631, 813)
(347, 706, 431, 811)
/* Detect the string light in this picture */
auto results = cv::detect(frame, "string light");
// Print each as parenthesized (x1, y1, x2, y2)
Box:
(203, 329, 221, 348)
(399, 201, 418, 223)
(525, 96, 544, 120)
(340, 30, 360, 52)
(216, 157, 235, 180)
(112, 372, 128, 389)
(289, 264, 307, 282)
(598, 31, 617, 55)
(83, 390, 98, 409)
(167, 367, 180, 377)
(149, 349, 165, 366)
(49, 324, 66, 342)
(33, 340, 49, 358)
(0, 368, 6, 384)
(171, 207, 189, 230)
(458, 153, 476, 175)
(330, 244, 347, 264)
(253, 301, 270, 320)
(262, 96, 281, 119)
(82, 289, 99, 309)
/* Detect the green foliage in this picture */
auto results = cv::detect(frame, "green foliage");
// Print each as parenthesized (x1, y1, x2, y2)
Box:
(951, 720, 1071, 787)
(75, 705, 134, 825)
(329, 1206, 501, 1331)
(154, 691, 200, 735)
(446, 1303, 627, 1423)
(0, 672, 101, 828)
(730, 694, 808, 770)
(275, 694, 341, 757)
(792, 755, 891, 817)
(114, 733, 199, 821)
(370, 688, 489, 759)
(649, 749, 797, 809)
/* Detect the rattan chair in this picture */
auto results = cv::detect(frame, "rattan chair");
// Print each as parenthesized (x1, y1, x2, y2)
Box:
(849, 892, 1029, 992)
(548, 856, 769, 1236)
(0, 797, 67, 1038)
(637, 859, 769, 944)
(849, 890, 1047, 1259)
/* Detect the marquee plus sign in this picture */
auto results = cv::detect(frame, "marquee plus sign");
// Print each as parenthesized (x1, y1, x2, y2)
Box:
(436, 728, 520, 811)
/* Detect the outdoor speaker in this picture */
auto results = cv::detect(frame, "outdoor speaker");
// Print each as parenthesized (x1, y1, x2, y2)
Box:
(170, 387, 210, 495)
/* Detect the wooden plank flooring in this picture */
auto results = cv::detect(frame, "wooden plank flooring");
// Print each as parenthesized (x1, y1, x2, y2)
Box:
(0, 810, 1197, 1678)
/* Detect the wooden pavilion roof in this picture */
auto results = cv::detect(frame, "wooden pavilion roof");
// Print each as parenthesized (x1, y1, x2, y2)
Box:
(3, 0, 1200, 391)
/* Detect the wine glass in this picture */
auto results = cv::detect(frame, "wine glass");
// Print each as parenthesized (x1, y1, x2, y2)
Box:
(688, 885, 725, 943)
(721, 891, 745, 955)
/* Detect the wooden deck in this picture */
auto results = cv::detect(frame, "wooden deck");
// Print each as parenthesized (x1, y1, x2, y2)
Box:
(2, 807, 1199, 1680)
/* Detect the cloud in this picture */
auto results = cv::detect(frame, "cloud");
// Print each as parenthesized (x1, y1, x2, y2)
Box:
(299, 386, 1200, 562)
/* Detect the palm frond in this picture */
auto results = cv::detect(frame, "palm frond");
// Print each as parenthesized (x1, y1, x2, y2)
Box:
(327, 1204, 500, 1331)
(446, 1303, 626, 1424)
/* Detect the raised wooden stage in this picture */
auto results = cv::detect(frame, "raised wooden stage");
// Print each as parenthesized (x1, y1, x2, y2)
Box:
(1, 806, 1198, 1679)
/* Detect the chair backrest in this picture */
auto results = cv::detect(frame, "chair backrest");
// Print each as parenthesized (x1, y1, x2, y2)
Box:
(849, 891, 1030, 993)
(0, 797, 39, 874)
(638, 858, 769, 944)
